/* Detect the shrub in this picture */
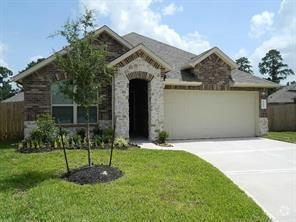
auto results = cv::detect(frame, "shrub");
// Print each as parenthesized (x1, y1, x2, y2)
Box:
(35, 114, 59, 145)
(72, 134, 82, 148)
(157, 130, 169, 144)
(76, 128, 86, 139)
(114, 137, 128, 150)
(93, 135, 106, 149)
(23, 114, 58, 151)
(102, 128, 114, 143)
(92, 127, 103, 136)
(30, 128, 43, 142)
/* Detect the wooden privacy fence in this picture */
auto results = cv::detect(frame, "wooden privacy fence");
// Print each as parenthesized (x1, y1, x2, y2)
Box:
(268, 103, 296, 131)
(0, 102, 24, 141)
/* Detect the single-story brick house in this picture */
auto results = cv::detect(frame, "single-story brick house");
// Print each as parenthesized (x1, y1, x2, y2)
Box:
(12, 25, 278, 140)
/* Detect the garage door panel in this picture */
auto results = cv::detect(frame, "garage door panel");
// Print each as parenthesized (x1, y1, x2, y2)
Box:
(164, 90, 258, 139)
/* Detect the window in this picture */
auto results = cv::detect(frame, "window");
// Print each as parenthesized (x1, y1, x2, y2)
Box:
(51, 81, 98, 124)
(77, 106, 98, 123)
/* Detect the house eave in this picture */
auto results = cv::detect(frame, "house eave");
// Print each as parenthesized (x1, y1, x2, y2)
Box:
(109, 44, 173, 73)
(11, 25, 133, 83)
(165, 79, 202, 86)
(182, 47, 238, 70)
(231, 82, 280, 88)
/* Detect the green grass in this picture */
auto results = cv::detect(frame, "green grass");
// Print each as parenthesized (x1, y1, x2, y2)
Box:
(264, 131, 296, 143)
(0, 142, 269, 222)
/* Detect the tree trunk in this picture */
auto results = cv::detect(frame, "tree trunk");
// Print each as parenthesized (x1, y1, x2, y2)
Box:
(109, 118, 116, 167)
(86, 108, 92, 167)
(60, 127, 70, 174)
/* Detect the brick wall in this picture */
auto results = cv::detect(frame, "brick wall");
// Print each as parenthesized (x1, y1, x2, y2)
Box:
(22, 31, 128, 122)
(23, 66, 52, 121)
(193, 53, 231, 90)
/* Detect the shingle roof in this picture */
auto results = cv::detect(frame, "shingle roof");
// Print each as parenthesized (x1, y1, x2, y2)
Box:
(123, 32, 196, 79)
(123, 32, 277, 87)
(268, 84, 296, 103)
(1, 92, 24, 103)
(231, 69, 279, 87)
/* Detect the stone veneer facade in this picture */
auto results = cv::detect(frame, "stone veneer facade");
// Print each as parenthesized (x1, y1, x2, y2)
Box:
(114, 56, 164, 140)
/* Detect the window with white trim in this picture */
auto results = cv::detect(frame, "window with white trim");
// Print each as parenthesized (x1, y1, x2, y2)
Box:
(51, 81, 98, 124)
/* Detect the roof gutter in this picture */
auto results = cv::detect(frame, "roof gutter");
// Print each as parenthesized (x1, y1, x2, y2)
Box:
(231, 82, 280, 88)
(165, 79, 202, 86)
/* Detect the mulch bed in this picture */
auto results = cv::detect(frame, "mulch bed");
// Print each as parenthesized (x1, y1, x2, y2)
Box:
(62, 165, 124, 185)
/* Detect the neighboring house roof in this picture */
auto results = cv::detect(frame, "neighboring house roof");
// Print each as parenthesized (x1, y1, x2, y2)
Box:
(1, 92, 24, 103)
(268, 84, 296, 103)
(12, 25, 278, 88)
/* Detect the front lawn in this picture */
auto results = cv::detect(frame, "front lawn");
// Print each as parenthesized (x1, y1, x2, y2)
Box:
(264, 131, 296, 143)
(0, 142, 269, 221)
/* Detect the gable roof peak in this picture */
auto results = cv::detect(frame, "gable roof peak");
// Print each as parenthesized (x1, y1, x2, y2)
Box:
(12, 25, 132, 83)
(109, 44, 172, 73)
(183, 46, 238, 70)
(94, 25, 133, 49)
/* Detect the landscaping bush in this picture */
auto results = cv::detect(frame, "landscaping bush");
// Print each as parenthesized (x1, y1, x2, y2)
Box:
(17, 121, 123, 153)
(93, 135, 106, 149)
(36, 114, 59, 146)
(114, 137, 128, 150)
(157, 130, 169, 144)
(92, 126, 103, 136)
(17, 114, 59, 152)
(76, 128, 86, 139)
(102, 128, 114, 143)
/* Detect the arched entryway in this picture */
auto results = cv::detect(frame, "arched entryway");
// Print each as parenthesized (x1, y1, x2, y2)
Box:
(129, 79, 149, 138)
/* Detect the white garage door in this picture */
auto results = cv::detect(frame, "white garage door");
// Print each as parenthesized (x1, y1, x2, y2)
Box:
(164, 90, 258, 139)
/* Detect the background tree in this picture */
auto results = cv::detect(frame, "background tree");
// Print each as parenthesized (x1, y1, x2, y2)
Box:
(259, 49, 295, 83)
(53, 10, 115, 167)
(287, 81, 296, 86)
(0, 66, 19, 101)
(235, 57, 254, 74)
(19, 58, 45, 73)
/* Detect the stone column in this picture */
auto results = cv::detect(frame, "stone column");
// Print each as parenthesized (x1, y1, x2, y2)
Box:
(149, 72, 164, 140)
(114, 71, 129, 139)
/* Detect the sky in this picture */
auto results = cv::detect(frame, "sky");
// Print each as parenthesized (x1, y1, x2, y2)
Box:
(0, 0, 295, 84)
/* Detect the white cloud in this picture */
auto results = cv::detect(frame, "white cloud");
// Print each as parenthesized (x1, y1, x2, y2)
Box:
(0, 42, 8, 67)
(162, 3, 183, 16)
(80, 0, 210, 54)
(250, 0, 296, 83)
(29, 55, 44, 62)
(235, 48, 248, 59)
(249, 11, 274, 38)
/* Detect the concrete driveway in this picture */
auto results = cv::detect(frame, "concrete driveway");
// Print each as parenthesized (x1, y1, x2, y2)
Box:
(136, 138, 296, 222)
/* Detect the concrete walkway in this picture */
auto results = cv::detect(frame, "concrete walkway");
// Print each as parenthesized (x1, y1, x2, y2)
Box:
(132, 137, 296, 222)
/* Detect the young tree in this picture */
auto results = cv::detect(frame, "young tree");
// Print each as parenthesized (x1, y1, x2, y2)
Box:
(53, 10, 115, 167)
(259, 49, 295, 83)
(235, 57, 254, 74)
(0, 66, 19, 101)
